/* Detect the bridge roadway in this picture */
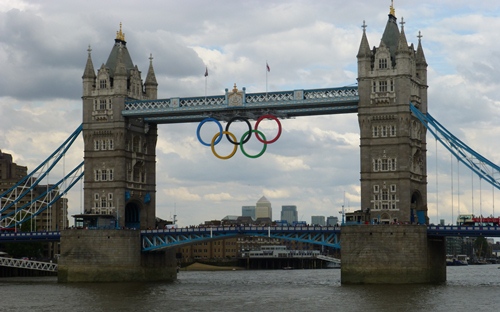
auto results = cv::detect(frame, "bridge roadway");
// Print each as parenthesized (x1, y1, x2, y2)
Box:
(1, 225, 500, 251)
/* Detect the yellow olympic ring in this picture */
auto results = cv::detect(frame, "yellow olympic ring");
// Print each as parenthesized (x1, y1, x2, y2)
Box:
(211, 131, 238, 160)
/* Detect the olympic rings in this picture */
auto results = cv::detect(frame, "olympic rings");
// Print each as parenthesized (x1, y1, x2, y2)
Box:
(197, 115, 282, 159)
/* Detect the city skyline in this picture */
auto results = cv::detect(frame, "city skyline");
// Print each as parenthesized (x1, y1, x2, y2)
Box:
(1, 1, 500, 226)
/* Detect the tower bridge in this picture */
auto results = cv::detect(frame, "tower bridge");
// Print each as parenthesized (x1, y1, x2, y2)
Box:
(3, 3, 500, 283)
(74, 2, 434, 283)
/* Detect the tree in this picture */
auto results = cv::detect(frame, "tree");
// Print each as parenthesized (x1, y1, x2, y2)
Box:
(474, 236, 491, 259)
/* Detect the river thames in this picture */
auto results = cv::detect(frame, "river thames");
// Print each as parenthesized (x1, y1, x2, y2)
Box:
(1, 265, 499, 311)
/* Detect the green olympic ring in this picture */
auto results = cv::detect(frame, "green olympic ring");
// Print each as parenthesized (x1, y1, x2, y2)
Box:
(240, 130, 267, 158)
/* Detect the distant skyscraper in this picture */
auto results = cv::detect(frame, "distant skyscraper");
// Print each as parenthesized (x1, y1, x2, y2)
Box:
(281, 205, 298, 224)
(326, 216, 339, 226)
(242, 206, 256, 220)
(311, 216, 326, 226)
(255, 196, 272, 219)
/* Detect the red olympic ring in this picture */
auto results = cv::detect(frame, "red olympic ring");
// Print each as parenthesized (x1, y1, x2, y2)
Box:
(254, 114, 282, 144)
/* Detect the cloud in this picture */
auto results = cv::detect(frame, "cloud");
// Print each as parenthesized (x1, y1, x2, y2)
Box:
(1, 1, 500, 227)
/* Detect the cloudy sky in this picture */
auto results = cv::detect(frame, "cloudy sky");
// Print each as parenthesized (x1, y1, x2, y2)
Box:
(1, 0, 500, 227)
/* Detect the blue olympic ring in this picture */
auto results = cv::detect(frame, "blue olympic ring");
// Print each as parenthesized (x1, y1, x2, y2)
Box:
(196, 117, 223, 146)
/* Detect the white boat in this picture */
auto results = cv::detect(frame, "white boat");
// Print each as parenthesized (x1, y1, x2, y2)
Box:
(247, 245, 320, 258)
(326, 262, 341, 269)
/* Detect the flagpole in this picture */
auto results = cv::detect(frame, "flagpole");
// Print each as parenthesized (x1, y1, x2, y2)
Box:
(204, 66, 208, 103)
(266, 61, 269, 100)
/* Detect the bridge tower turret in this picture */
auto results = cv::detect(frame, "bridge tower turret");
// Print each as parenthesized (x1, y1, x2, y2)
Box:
(357, 4, 428, 224)
(80, 24, 158, 230)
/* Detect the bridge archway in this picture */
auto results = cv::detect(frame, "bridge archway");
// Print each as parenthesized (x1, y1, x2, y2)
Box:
(125, 201, 141, 229)
(379, 212, 391, 224)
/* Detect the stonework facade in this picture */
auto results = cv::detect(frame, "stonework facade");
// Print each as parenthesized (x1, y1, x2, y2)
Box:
(341, 225, 446, 284)
(357, 8, 428, 224)
(58, 229, 177, 282)
(80, 26, 158, 230)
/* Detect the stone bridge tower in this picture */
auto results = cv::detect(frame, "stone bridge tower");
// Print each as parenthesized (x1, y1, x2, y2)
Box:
(341, 4, 444, 285)
(81, 24, 158, 229)
(357, 4, 428, 224)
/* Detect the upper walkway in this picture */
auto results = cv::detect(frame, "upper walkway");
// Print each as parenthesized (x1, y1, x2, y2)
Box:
(123, 86, 359, 123)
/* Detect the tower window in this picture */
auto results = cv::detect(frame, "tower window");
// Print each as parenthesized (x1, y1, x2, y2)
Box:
(101, 170, 108, 181)
(382, 190, 389, 201)
(94, 170, 100, 181)
(381, 159, 388, 171)
(379, 58, 388, 69)
(379, 81, 387, 92)
(101, 197, 107, 209)
(372, 81, 377, 93)
(99, 79, 107, 89)
(390, 125, 397, 136)
(99, 99, 106, 110)
(390, 159, 397, 171)
(381, 125, 387, 137)
(108, 169, 114, 181)
(372, 126, 379, 137)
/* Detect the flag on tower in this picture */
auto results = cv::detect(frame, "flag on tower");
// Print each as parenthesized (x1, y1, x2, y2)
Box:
(204, 67, 208, 77)
(266, 62, 270, 72)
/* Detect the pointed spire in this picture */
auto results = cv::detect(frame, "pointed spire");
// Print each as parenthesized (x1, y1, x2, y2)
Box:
(83, 45, 96, 79)
(396, 17, 410, 54)
(357, 20, 371, 58)
(381, 2, 400, 63)
(114, 44, 127, 77)
(145, 53, 158, 86)
(416, 31, 428, 66)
